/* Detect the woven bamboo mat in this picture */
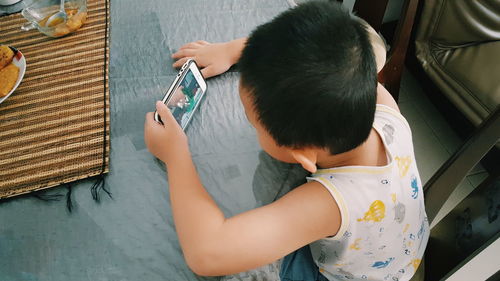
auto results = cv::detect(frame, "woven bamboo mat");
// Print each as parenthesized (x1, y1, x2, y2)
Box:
(0, 0, 110, 199)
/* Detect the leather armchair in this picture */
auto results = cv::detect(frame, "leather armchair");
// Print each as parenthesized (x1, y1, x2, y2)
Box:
(415, 0, 500, 126)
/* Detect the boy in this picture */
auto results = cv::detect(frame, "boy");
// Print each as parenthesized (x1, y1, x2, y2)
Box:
(144, 1, 429, 280)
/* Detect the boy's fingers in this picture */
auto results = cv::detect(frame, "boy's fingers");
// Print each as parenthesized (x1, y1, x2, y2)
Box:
(172, 48, 193, 58)
(145, 112, 158, 126)
(179, 43, 195, 50)
(172, 49, 196, 59)
(201, 65, 217, 78)
(180, 42, 202, 50)
(172, 57, 191, 68)
(156, 101, 175, 124)
(179, 41, 209, 50)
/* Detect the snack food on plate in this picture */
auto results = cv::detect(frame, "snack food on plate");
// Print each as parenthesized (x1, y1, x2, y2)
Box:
(0, 60, 20, 97)
(0, 45, 14, 70)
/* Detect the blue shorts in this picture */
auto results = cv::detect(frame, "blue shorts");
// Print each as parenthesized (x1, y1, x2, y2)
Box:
(279, 245, 329, 281)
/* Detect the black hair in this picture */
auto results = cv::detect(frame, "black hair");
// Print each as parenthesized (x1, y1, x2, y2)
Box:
(239, 0, 377, 155)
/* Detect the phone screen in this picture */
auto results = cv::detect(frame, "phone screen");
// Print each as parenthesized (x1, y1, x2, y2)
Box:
(166, 68, 205, 129)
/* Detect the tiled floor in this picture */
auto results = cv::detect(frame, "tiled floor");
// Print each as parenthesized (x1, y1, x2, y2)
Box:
(398, 69, 489, 227)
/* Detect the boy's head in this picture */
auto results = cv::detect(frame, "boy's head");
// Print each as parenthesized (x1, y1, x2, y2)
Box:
(238, 1, 377, 162)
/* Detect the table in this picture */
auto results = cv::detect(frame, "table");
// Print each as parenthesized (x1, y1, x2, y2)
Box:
(0, 0, 309, 280)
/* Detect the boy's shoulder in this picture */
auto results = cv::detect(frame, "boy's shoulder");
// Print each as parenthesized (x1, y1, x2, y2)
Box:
(376, 83, 399, 113)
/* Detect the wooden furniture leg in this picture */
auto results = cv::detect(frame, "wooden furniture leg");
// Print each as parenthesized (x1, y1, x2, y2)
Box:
(377, 0, 419, 101)
(352, 0, 419, 101)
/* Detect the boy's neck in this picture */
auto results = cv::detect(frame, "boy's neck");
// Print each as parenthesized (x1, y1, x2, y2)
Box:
(316, 128, 387, 169)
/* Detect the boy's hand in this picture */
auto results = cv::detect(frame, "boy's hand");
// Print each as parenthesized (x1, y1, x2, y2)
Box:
(172, 39, 246, 78)
(145, 101, 189, 163)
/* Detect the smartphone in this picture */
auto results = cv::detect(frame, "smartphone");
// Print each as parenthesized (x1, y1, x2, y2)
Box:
(154, 59, 207, 130)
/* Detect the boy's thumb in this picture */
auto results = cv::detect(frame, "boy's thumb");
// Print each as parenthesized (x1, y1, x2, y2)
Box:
(156, 101, 174, 123)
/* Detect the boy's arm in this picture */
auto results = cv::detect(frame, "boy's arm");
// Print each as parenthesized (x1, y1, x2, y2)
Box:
(145, 102, 341, 276)
(172, 38, 247, 78)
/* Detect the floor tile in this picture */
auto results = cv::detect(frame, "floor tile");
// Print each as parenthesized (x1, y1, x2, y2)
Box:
(400, 70, 491, 229)
(467, 171, 489, 188)
(399, 69, 422, 103)
(430, 178, 475, 228)
(399, 102, 451, 183)
(400, 72, 464, 155)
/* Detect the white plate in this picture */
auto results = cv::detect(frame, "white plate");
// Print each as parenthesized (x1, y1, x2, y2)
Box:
(0, 47, 26, 105)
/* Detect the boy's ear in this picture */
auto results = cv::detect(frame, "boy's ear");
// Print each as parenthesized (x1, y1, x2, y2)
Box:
(290, 149, 318, 173)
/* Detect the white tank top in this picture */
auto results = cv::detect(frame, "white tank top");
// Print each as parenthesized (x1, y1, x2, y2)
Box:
(307, 104, 429, 281)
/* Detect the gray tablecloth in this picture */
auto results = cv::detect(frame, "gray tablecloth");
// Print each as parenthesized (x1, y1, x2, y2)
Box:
(0, 0, 311, 280)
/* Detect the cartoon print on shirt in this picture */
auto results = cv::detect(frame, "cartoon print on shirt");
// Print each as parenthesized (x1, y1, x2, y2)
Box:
(410, 259, 422, 272)
(395, 156, 411, 177)
(417, 221, 425, 239)
(372, 257, 395, 269)
(382, 124, 395, 144)
(384, 274, 394, 281)
(410, 175, 419, 199)
(394, 202, 406, 223)
(318, 249, 327, 264)
(338, 268, 355, 279)
(358, 200, 386, 222)
(403, 223, 410, 233)
(333, 250, 340, 259)
(392, 193, 406, 223)
(349, 238, 362, 250)
(403, 229, 419, 258)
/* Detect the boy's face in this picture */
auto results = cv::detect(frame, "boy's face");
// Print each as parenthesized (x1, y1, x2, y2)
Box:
(239, 83, 297, 163)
